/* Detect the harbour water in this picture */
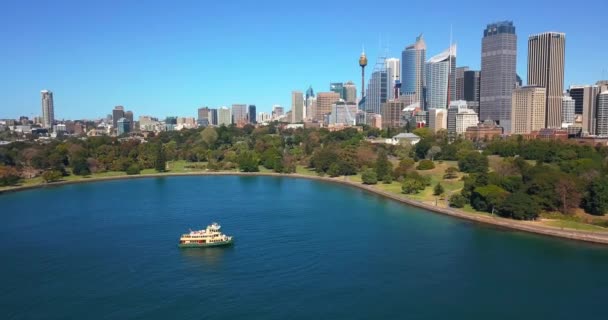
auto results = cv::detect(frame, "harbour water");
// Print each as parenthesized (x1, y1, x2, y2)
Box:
(1, 176, 607, 319)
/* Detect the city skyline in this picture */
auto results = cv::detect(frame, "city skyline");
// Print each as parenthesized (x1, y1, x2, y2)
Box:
(1, 0, 607, 119)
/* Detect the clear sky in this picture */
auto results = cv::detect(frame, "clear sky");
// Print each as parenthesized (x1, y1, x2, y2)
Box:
(0, 0, 605, 120)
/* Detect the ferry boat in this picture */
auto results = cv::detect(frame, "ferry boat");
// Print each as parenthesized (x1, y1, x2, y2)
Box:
(178, 223, 234, 248)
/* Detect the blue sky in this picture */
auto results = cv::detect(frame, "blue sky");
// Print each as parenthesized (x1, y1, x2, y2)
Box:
(0, 0, 605, 120)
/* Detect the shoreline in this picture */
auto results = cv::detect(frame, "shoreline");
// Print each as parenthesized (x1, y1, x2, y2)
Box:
(3, 171, 608, 245)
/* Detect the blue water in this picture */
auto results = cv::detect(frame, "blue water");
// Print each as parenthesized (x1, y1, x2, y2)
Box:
(1, 176, 607, 319)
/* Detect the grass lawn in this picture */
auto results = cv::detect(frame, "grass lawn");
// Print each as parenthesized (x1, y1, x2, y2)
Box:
(542, 220, 608, 232)
(295, 165, 318, 177)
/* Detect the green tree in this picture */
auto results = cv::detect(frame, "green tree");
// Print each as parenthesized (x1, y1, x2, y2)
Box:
(382, 174, 393, 184)
(71, 157, 91, 176)
(393, 158, 415, 179)
(41, 170, 62, 183)
(449, 194, 467, 208)
(327, 163, 340, 177)
(126, 164, 141, 175)
(237, 150, 259, 172)
(154, 144, 167, 172)
(458, 151, 489, 174)
(582, 179, 608, 216)
(375, 149, 392, 181)
(496, 192, 541, 220)
(201, 127, 219, 148)
(433, 183, 445, 196)
(471, 185, 509, 213)
(361, 168, 378, 185)
(416, 159, 435, 170)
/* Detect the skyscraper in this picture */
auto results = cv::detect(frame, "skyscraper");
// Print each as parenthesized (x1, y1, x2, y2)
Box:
(385, 58, 400, 100)
(198, 107, 211, 126)
(291, 91, 305, 123)
(511, 86, 546, 135)
(569, 85, 600, 134)
(428, 108, 447, 133)
(463, 70, 481, 114)
(401, 34, 426, 103)
(272, 105, 284, 120)
(425, 45, 456, 110)
(527, 32, 566, 128)
(248, 105, 257, 124)
(125, 111, 134, 131)
(381, 100, 405, 129)
(117, 118, 131, 136)
(218, 107, 232, 126)
(562, 96, 575, 124)
(455, 67, 469, 101)
(112, 106, 125, 129)
(366, 69, 388, 114)
(343, 81, 357, 103)
(315, 92, 341, 121)
(330, 83, 345, 99)
(210, 108, 218, 126)
(231, 104, 248, 125)
(598, 91, 608, 136)
(41, 90, 54, 129)
(480, 21, 517, 132)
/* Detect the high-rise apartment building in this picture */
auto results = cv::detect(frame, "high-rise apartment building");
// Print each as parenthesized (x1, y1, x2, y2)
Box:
(343, 81, 357, 103)
(425, 45, 456, 110)
(218, 107, 232, 126)
(511, 86, 546, 135)
(41, 90, 54, 129)
(480, 21, 517, 132)
(315, 92, 341, 121)
(598, 91, 608, 136)
(231, 104, 248, 125)
(291, 91, 305, 123)
(527, 32, 566, 128)
(562, 96, 575, 125)
(463, 70, 481, 114)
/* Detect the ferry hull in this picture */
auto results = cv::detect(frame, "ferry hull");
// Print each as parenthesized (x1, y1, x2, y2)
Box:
(178, 239, 234, 248)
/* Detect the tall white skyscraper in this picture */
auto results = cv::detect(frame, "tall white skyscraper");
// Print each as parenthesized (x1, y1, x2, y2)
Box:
(385, 58, 400, 100)
(562, 95, 575, 125)
(425, 45, 456, 110)
(41, 90, 54, 128)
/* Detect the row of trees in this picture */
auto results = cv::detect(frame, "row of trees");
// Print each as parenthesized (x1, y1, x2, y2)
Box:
(2, 125, 608, 220)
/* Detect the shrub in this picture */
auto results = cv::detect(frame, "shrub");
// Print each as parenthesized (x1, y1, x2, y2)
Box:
(126, 164, 141, 175)
(443, 167, 459, 179)
(362, 168, 378, 185)
(433, 183, 445, 196)
(449, 194, 467, 208)
(382, 174, 393, 184)
(42, 170, 62, 183)
(416, 159, 435, 170)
